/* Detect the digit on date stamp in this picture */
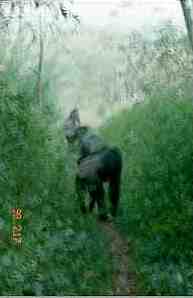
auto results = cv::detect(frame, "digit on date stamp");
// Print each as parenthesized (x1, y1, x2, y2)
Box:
(11, 208, 23, 246)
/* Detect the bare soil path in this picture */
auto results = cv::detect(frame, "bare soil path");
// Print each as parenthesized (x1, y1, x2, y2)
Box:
(98, 220, 136, 295)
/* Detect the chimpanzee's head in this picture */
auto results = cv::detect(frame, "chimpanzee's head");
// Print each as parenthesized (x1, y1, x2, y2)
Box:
(64, 108, 89, 144)
(64, 108, 80, 143)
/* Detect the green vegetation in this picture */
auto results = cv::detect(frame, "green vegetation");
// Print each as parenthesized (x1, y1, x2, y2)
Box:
(102, 90, 193, 295)
(0, 71, 113, 295)
(1, 66, 192, 295)
(0, 16, 193, 295)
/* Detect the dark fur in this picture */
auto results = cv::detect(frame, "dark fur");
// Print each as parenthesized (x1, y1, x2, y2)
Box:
(64, 109, 122, 220)
(91, 147, 122, 217)
(75, 144, 122, 219)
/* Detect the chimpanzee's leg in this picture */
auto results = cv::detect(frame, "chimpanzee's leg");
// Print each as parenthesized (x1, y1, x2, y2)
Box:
(109, 172, 121, 217)
(94, 180, 108, 220)
(88, 191, 97, 212)
(75, 175, 87, 214)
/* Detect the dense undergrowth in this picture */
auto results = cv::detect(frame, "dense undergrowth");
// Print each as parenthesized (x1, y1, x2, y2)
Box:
(1, 20, 193, 295)
(102, 89, 193, 295)
(1, 68, 192, 295)
(0, 72, 113, 295)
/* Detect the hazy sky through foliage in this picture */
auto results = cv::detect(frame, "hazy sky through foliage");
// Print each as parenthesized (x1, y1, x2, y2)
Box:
(74, 0, 184, 31)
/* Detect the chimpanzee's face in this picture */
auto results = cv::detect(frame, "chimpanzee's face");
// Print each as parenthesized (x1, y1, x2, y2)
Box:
(64, 109, 80, 144)
(64, 123, 78, 144)
(64, 109, 89, 145)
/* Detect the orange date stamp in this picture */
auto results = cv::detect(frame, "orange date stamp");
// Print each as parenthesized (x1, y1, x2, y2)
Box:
(12, 208, 23, 246)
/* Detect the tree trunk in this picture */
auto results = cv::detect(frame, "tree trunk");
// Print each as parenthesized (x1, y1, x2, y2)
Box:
(180, 0, 193, 51)
(37, 8, 44, 107)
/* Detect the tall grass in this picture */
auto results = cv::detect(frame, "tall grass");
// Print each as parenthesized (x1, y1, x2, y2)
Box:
(0, 67, 113, 295)
(1, 19, 193, 295)
(102, 89, 193, 295)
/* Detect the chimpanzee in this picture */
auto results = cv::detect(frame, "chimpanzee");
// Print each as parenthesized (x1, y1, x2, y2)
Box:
(64, 109, 122, 220)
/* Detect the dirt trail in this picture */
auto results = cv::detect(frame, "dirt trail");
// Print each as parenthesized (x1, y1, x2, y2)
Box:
(99, 220, 136, 295)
